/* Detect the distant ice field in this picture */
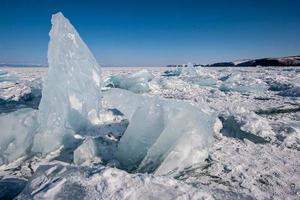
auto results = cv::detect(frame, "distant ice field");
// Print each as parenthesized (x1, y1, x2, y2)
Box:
(0, 66, 299, 199)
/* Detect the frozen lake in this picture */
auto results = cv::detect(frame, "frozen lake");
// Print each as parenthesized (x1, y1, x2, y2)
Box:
(0, 66, 299, 199)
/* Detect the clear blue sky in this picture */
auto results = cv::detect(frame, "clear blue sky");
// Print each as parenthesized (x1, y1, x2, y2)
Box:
(1, 0, 300, 67)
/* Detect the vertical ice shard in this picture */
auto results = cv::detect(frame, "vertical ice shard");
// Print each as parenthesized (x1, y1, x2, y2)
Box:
(116, 97, 165, 171)
(33, 12, 101, 153)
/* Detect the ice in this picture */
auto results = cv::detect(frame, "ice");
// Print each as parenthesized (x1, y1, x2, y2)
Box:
(220, 73, 267, 93)
(0, 81, 31, 101)
(278, 86, 300, 97)
(103, 88, 144, 120)
(179, 64, 218, 87)
(162, 67, 182, 77)
(219, 107, 275, 143)
(0, 70, 32, 102)
(138, 100, 215, 175)
(0, 69, 17, 83)
(105, 69, 154, 93)
(103, 88, 215, 175)
(181, 62, 198, 77)
(0, 108, 37, 165)
(73, 137, 101, 166)
(115, 97, 165, 171)
(0, 177, 27, 200)
(17, 164, 212, 200)
(32, 12, 102, 153)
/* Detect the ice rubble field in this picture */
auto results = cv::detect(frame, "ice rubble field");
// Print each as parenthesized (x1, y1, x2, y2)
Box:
(0, 13, 299, 200)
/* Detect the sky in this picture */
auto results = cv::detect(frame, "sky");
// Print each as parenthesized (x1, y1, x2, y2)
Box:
(1, 0, 300, 67)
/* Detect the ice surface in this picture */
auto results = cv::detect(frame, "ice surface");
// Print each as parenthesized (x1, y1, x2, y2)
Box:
(73, 137, 101, 166)
(32, 12, 102, 153)
(220, 73, 267, 93)
(220, 107, 275, 141)
(0, 81, 31, 102)
(162, 67, 182, 77)
(0, 70, 32, 102)
(0, 108, 37, 165)
(0, 69, 17, 83)
(0, 177, 27, 200)
(104, 88, 215, 175)
(115, 97, 165, 171)
(17, 164, 213, 200)
(139, 100, 215, 175)
(278, 86, 300, 97)
(179, 65, 218, 87)
(1, 66, 299, 199)
(105, 69, 154, 93)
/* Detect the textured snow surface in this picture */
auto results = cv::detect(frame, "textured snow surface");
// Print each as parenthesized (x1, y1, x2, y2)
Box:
(16, 164, 215, 200)
(0, 66, 299, 199)
(33, 12, 102, 154)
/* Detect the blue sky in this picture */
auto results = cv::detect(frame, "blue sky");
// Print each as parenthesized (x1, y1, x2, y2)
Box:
(1, 0, 300, 67)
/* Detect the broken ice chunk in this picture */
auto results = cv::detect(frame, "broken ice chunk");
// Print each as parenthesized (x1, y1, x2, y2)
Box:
(138, 100, 215, 175)
(105, 69, 154, 93)
(33, 12, 102, 154)
(116, 97, 165, 171)
(103, 88, 144, 120)
(0, 108, 37, 165)
(73, 137, 101, 166)
(219, 107, 275, 143)
(220, 73, 267, 93)
(103, 88, 215, 176)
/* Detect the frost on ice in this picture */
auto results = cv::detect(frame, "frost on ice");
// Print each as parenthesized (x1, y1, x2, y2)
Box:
(33, 12, 102, 153)
(103, 88, 215, 176)
(105, 69, 154, 93)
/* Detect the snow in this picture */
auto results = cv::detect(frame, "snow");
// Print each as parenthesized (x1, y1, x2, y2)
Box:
(32, 12, 102, 154)
(0, 66, 299, 199)
(16, 164, 213, 200)
(0, 70, 32, 102)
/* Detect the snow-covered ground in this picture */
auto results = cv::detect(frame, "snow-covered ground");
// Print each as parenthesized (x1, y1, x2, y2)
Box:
(0, 66, 299, 200)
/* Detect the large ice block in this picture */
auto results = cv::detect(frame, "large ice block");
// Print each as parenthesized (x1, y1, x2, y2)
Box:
(103, 88, 215, 176)
(138, 101, 214, 175)
(33, 12, 102, 153)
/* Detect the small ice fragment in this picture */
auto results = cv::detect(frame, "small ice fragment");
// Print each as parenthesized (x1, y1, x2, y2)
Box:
(105, 70, 154, 93)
